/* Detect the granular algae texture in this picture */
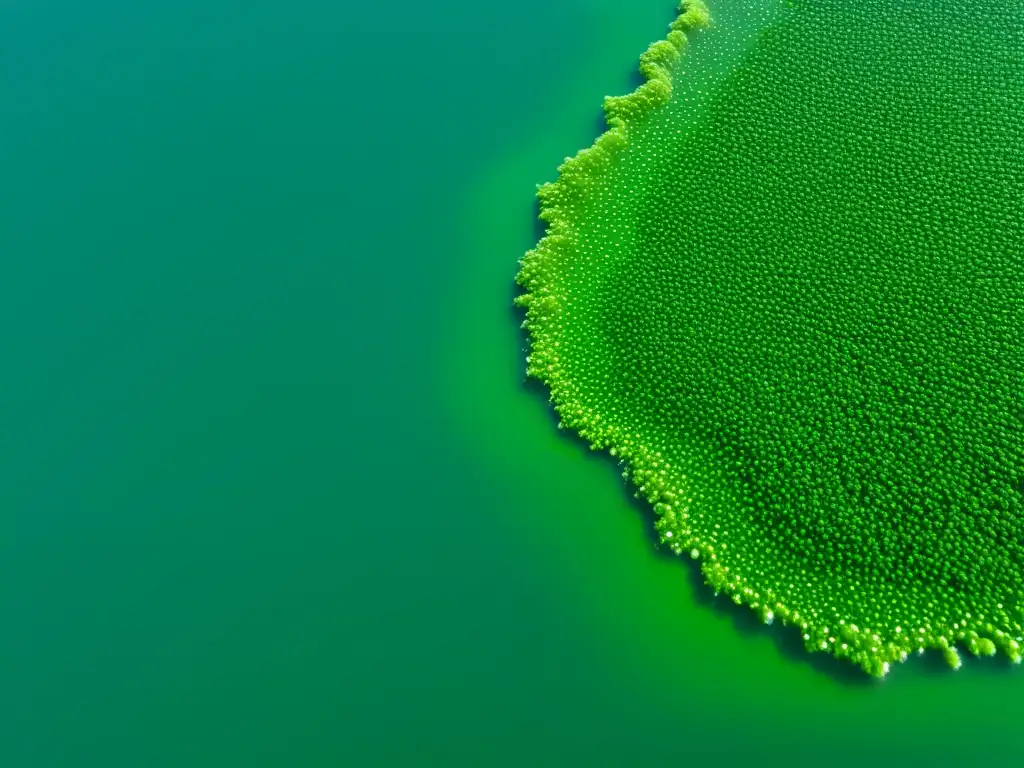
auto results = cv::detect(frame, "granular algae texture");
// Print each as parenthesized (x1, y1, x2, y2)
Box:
(515, 0, 1024, 677)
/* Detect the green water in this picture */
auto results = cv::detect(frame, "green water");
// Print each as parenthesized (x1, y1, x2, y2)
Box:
(2, 1, 1022, 765)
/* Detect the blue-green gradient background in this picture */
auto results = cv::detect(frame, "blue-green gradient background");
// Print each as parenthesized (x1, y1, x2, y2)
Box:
(2, 1, 1022, 764)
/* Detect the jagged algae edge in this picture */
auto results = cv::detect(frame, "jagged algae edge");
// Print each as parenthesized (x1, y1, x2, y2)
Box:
(515, 0, 711, 465)
(515, 0, 769, 656)
(514, 0, 1024, 679)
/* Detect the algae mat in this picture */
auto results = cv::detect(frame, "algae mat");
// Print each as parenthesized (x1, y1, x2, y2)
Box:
(517, 0, 1024, 677)
(1, 0, 1023, 766)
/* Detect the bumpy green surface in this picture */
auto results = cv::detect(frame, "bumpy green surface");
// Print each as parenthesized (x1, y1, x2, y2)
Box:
(516, 0, 1024, 677)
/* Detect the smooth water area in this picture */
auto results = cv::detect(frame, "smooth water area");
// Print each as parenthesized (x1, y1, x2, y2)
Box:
(3, 1, 1024, 765)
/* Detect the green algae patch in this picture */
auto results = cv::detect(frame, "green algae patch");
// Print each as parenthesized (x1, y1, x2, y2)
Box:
(516, 0, 1024, 678)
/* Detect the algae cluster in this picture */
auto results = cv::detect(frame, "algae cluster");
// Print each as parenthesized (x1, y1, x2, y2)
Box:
(516, 0, 1024, 677)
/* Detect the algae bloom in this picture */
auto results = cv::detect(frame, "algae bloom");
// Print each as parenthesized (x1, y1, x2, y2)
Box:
(516, 0, 1024, 677)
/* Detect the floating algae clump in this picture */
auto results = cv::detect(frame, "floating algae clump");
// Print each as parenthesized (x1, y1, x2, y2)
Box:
(516, 0, 1024, 677)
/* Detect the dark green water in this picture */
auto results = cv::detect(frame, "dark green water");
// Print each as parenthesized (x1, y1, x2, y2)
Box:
(2, 1, 1023, 765)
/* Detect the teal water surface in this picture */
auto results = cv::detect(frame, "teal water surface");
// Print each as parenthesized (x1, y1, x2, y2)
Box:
(3, 1, 1024, 765)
